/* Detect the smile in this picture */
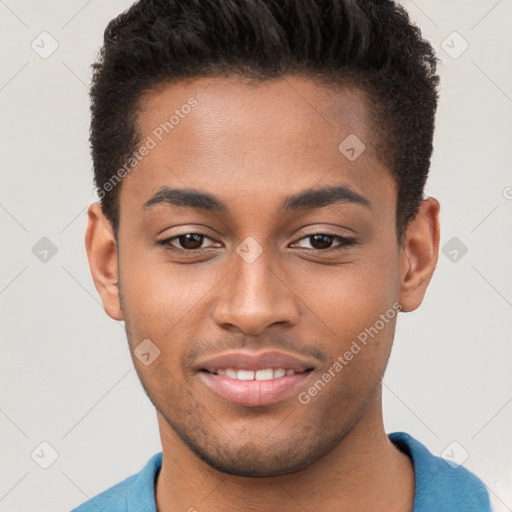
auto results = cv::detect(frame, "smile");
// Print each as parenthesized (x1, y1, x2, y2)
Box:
(206, 368, 300, 380)
(195, 349, 316, 406)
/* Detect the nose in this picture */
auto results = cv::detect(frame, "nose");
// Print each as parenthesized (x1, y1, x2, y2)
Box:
(212, 243, 299, 336)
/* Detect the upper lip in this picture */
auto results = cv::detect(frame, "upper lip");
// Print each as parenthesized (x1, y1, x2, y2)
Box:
(195, 350, 316, 373)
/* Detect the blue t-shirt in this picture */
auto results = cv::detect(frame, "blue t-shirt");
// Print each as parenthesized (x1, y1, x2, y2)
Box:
(70, 431, 492, 512)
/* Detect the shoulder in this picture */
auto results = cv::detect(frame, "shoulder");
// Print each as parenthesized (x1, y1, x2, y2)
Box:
(388, 432, 492, 512)
(69, 452, 163, 512)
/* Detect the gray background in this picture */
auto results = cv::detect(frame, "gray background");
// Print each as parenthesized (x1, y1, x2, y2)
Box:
(0, 1, 511, 511)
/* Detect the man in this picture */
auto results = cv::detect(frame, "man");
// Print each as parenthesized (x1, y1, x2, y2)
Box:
(73, 0, 492, 510)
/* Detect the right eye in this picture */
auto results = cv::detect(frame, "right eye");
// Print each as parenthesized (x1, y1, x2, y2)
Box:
(157, 233, 221, 252)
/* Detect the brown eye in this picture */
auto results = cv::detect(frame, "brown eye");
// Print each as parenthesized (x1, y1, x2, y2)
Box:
(176, 233, 204, 250)
(157, 232, 219, 252)
(293, 233, 358, 252)
(309, 234, 334, 250)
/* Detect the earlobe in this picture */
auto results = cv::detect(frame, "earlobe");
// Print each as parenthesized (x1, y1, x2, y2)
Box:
(398, 197, 440, 312)
(85, 202, 123, 321)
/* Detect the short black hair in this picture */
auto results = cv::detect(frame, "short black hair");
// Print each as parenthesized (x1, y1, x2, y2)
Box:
(90, 0, 440, 243)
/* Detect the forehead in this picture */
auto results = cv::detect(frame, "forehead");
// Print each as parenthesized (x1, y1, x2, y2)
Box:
(121, 75, 395, 216)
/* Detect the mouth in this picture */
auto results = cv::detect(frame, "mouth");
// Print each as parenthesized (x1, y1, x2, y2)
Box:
(195, 350, 316, 407)
(201, 367, 311, 380)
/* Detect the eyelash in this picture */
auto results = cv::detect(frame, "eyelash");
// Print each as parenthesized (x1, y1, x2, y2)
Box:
(157, 232, 358, 254)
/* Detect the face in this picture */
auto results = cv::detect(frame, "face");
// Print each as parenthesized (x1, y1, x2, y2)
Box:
(86, 75, 439, 477)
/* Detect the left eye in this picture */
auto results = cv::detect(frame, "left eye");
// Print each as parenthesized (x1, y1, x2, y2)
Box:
(292, 233, 358, 251)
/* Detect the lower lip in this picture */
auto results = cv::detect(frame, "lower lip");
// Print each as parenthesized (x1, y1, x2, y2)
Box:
(198, 371, 312, 407)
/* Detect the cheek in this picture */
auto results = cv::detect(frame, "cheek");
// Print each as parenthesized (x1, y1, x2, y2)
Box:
(294, 248, 400, 391)
(299, 252, 400, 336)
(118, 247, 220, 344)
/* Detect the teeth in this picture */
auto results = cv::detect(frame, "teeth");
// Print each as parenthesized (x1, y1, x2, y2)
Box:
(255, 369, 273, 380)
(214, 368, 295, 380)
(237, 370, 255, 380)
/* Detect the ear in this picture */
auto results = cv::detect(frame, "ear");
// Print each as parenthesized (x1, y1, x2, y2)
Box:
(398, 197, 440, 312)
(85, 202, 123, 321)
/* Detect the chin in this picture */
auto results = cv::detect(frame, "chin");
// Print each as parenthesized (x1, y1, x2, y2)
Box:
(190, 444, 321, 477)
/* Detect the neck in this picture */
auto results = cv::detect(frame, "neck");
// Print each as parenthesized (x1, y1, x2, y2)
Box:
(154, 394, 414, 512)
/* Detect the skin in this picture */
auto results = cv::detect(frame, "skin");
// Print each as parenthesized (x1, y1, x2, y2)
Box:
(85, 75, 440, 512)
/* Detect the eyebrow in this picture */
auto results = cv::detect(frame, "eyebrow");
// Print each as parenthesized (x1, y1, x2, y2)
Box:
(143, 184, 371, 213)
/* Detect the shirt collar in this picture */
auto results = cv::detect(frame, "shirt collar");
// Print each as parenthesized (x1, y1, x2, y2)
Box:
(126, 451, 162, 512)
